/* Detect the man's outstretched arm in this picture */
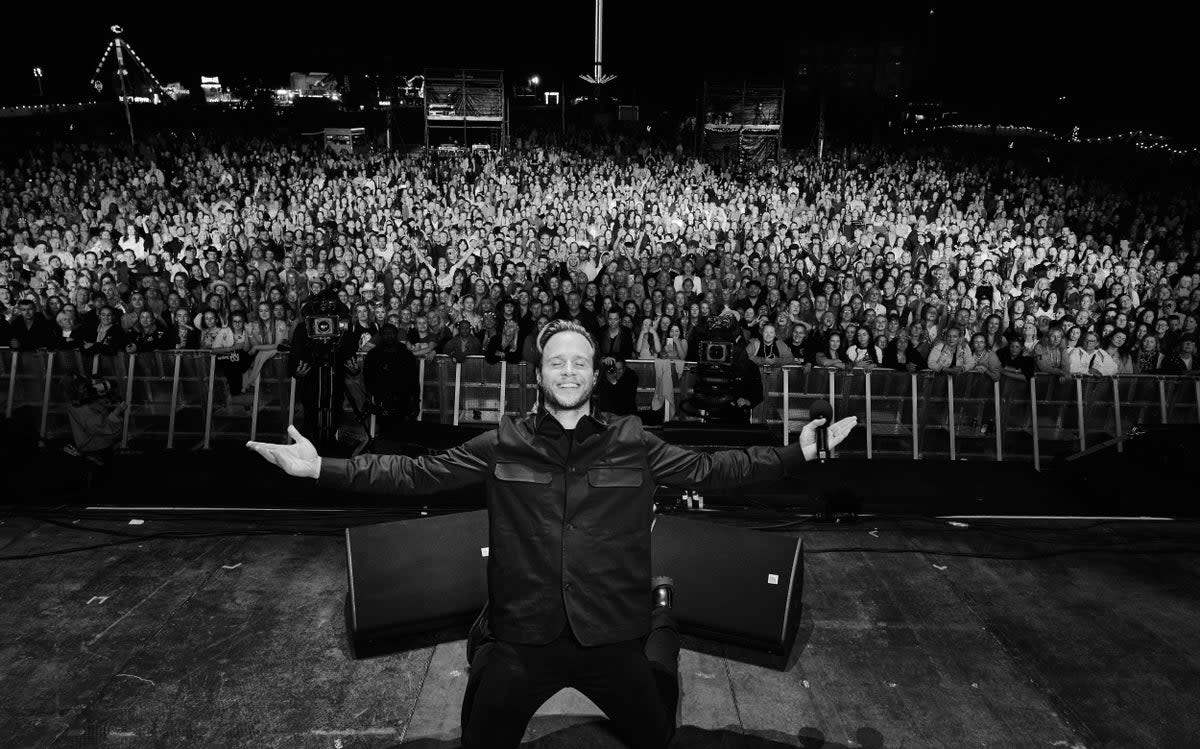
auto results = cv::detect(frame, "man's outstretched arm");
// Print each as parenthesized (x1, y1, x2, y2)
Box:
(643, 415, 857, 490)
(249, 425, 496, 496)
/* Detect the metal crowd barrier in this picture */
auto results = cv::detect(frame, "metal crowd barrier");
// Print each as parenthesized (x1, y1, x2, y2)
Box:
(3, 348, 1198, 469)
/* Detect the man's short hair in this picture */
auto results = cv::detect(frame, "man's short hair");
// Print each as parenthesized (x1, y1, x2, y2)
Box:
(535, 319, 597, 369)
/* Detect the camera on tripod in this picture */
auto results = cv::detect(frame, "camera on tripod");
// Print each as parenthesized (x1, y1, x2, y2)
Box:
(700, 340, 733, 364)
(305, 314, 350, 340)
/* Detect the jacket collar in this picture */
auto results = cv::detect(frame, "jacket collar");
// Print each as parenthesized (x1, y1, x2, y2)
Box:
(532, 406, 611, 441)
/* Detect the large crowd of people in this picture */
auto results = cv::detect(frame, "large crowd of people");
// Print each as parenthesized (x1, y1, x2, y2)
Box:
(1, 132, 1198, 427)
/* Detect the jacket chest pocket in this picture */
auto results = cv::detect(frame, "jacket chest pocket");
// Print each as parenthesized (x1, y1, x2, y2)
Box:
(586, 467, 643, 489)
(494, 463, 553, 485)
(492, 462, 554, 537)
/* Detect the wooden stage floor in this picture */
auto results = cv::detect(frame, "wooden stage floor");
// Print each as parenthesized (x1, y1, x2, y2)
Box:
(2, 512, 1198, 748)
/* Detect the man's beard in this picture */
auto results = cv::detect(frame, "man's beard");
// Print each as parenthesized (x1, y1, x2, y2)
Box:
(540, 378, 594, 411)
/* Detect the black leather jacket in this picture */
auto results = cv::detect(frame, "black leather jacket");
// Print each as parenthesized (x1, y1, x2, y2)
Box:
(319, 410, 807, 645)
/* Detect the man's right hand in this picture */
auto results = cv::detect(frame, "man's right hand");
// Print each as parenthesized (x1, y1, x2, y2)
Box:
(294, 361, 312, 377)
(247, 425, 321, 479)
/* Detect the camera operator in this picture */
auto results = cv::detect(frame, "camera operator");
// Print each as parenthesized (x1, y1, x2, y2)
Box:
(288, 281, 357, 446)
(593, 358, 639, 416)
(363, 323, 420, 430)
(66, 374, 126, 463)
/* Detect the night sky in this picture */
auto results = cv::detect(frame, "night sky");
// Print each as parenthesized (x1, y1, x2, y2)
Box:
(0, 2, 1191, 138)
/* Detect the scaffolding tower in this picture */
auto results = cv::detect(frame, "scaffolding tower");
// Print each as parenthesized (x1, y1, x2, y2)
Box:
(423, 68, 507, 150)
(701, 80, 785, 170)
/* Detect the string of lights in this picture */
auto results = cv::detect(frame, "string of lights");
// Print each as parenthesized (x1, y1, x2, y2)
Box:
(923, 123, 1198, 157)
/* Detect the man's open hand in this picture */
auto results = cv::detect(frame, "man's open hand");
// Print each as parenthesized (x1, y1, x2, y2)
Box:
(799, 415, 859, 462)
(247, 425, 321, 479)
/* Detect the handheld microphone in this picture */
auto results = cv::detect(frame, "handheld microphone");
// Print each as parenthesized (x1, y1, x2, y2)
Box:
(810, 399, 833, 462)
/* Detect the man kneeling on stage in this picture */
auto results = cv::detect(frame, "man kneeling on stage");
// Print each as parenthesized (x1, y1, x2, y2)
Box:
(249, 319, 856, 748)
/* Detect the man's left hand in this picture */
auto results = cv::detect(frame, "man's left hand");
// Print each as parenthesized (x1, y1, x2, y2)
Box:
(799, 415, 859, 462)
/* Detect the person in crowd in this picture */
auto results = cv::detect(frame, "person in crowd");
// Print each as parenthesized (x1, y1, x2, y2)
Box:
(963, 333, 1002, 382)
(124, 309, 169, 354)
(203, 310, 253, 397)
(81, 305, 127, 358)
(747, 323, 793, 367)
(816, 331, 849, 370)
(883, 326, 924, 372)
(363, 323, 420, 428)
(927, 327, 972, 375)
(1161, 336, 1198, 374)
(1068, 331, 1118, 377)
(844, 327, 879, 369)
(484, 319, 523, 365)
(998, 337, 1037, 382)
(50, 310, 84, 350)
(9, 299, 55, 350)
(446, 319, 485, 363)
(1103, 331, 1134, 375)
(1034, 327, 1072, 380)
(594, 357, 640, 416)
(166, 307, 201, 350)
(599, 308, 636, 367)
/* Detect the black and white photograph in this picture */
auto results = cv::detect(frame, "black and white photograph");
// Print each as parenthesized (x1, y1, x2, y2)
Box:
(1, 3, 1198, 747)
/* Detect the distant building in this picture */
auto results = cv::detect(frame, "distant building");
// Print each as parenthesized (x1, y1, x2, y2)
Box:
(200, 76, 235, 104)
(163, 82, 189, 100)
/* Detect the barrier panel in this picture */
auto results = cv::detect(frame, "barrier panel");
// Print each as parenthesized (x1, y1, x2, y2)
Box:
(1, 349, 15, 417)
(998, 376, 1035, 464)
(950, 373, 998, 461)
(1163, 376, 1200, 426)
(249, 354, 293, 443)
(1030, 374, 1079, 461)
(458, 357, 504, 425)
(865, 369, 917, 459)
(835, 369, 868, 458)
(502, 361, 535, 418)
(4, 348, 1198, 468)
(1116, 376, 1163, 428)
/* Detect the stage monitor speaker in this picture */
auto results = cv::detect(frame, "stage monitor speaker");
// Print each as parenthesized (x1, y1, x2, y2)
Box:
(651, 514, 803, 656)
(345, 510, 488, 656)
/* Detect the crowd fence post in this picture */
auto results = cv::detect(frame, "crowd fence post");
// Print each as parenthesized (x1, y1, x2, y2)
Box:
(249, 370, 262, 442)
(1075, 377, 1086, 453)
(452, 362, 462, 426)
(1195, 380, 1200, 424)
(498, 361, 507, 418)
(781, 367, 790, 446)
(202, 354, 216, 450)
(287, 378, 297, 442)
(910, 372, 919, 460)
(166, 352, 182, 449)
(1030, 376, 1041, 472)
(91, 353, 100, 376)
(39, 351, 55, 439)
(120, 353, 136, 449)
(417, 359, 426, 422)
(864, 369, 873, 460)
(369, 413, 377, 439)
(993, 380, 1003, 461)
(947, 375, 957, 461)
(1112, 378, 1123, 453)
(6, 351, 17, 419)
(827, 370, 837, 457)
(1158, 378, 1168, 424)
(517, 362, 528, 414)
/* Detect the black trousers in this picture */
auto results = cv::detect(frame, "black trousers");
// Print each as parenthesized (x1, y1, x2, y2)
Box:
(461, 608, 680, 749)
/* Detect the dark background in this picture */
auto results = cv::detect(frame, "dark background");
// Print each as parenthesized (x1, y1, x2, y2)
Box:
(0, 2, 1192, 139)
